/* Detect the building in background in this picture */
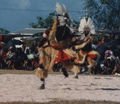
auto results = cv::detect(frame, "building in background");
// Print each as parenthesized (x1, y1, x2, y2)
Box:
(9, 28, 46, 40)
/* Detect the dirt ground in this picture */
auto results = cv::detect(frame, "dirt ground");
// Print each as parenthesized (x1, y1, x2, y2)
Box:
(0, 70, 120, 104)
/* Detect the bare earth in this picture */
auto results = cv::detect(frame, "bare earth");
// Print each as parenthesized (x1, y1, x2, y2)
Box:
(0, 74, 120, 103)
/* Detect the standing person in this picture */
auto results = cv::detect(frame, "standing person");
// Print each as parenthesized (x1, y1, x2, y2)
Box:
(30, 40, 38, 53)
(35, 2, 79, 89)
(73, 17, 100, 75)
(5, 46, 16, 69)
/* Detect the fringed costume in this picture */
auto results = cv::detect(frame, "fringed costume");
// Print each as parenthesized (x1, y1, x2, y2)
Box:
(36, 3, 79, 84)
(74, 17, 100, 74)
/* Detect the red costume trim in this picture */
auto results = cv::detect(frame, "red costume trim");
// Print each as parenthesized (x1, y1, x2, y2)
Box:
(84, 51, 97, 59)
(51, 45, 73, 63)
(87, 54, 97, 59)
(98, 41, 104, 46)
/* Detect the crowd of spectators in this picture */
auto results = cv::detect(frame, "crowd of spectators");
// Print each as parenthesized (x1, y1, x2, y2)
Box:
(0, 36, 120, 76)
(98, 46, 119, 75)
(92, 36, 120, 75)
(0, 40, 39, 70)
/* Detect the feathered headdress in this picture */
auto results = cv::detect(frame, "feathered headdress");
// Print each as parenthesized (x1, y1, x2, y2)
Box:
(78, 17, 95, 34)
(48, 3, 74, 42)
(56, 2, 74, 27)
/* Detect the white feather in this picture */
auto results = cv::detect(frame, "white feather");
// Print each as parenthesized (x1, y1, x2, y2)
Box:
(62, 3, 74, 27)
(78, 18, 87, 32)
(62, 3, 68, 14)
(78, 17, 95, 34)
(56, 2, 64, 15)
(56, 2, 75, 27)
(87, 18, 95, 34)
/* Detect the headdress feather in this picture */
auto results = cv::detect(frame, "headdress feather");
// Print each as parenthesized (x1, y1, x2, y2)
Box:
(56, 2, 74, 26)
(78, 17, 95, 34)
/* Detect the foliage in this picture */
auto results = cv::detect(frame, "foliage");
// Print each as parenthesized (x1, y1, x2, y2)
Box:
(29, 12, 79, 29)
(73, 20, 79, 29)
(0, 28, 9, 34)
(84, 0, 120, 30)
(29, 12, 55, 28)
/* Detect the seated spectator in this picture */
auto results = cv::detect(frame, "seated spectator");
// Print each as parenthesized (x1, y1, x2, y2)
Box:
(25, 47, 30, 55)
(30, 40, 37, 53)
(5, 46, 16, 69)
(112, 58, 120, 75)
(24, 49, 35, 70)
(0, 48, 7, 69)
(15, 48, 27, 69)
(0, 48, 6, 69)
(92, 41, 97, 50)
(105, 46, 115, 59)
(98, 37, 105, 46)
(101, 55, 115, 74)
(101, 60, 112, 74)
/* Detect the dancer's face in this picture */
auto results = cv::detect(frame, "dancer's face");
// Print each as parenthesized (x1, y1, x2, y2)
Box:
(84, 27, 90, 36)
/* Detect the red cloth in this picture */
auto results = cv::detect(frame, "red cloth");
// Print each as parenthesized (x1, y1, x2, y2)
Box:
(98, 41, 104, 46)
(84, 51, 97, 59)
(55, 50, 73, 63)
(51, 45, 73, 63)
(2, 52, 7, 60)
(0, 35, 2, 41)
(87, 54, 97, 59)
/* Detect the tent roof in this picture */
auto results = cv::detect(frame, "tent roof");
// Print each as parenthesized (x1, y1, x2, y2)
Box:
(96, 30, 120, 35)
(9, 28, 46, 36)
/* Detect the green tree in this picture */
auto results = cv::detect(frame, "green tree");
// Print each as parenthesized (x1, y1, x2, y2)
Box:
(29, 12, 55, 28)
(73, 20, 79, 28)
(29, 12, 79, 29)
(0, 28, 9, 34)
(84, 0, 120, 30)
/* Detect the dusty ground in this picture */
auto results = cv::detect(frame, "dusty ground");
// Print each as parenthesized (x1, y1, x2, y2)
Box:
(0, 71, 120, 104)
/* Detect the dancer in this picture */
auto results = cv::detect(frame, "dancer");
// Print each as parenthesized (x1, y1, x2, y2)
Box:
(36, 3, 76, 89)
(74, 17, 100, 75)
